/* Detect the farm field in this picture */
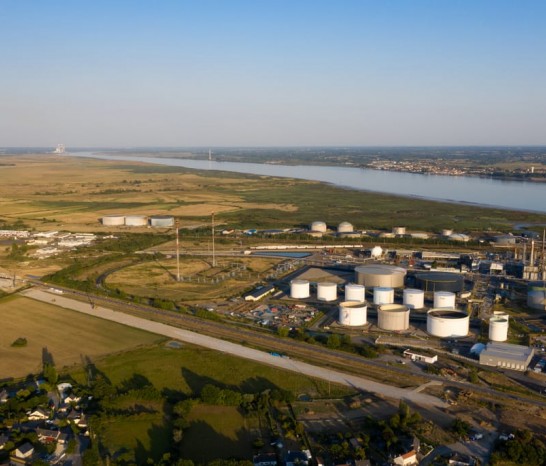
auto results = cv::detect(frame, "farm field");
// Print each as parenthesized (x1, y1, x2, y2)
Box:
(0, 295, 163, 379)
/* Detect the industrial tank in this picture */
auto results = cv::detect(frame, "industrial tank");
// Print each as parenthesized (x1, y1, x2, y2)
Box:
(345, 284, 365, 303)
(310, 221, 327, 232)
(102, 214, 125, 226)
(415, 272, 464, 293)
(290, 280, 310, 299)
(337, 222, 354, 233)
(339, 301, 367, 326)
(441, 229, 453, 237)
(373, 287, 394, 305)
(149, 215, 175, 227)
(392, 226, 406, 235)
(427, 309, 469, 338)
(433, 291, 456, 309)
(317, 282, 337, 302)
(125, 215, 148, 227)
(403, 289, 424, 309)
(355, 264, 406, 288)
(489, 316, 509, 342)
(377, 304, 410, 331)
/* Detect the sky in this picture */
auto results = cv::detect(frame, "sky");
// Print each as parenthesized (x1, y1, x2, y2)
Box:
(1, 1, 545, 147)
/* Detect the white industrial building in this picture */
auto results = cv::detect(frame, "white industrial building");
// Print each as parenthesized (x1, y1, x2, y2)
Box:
(479, 342, 534, 371)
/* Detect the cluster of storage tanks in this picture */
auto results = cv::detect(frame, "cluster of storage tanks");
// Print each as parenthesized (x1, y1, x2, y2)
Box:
(290, 263, 476, 338)
(101, 215, 175, 228)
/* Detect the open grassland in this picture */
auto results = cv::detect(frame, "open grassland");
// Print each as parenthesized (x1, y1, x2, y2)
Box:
(180, 405, 255, 461)
(105, 256, 281, 301)
(0, 155, 544, 236)
(70, 344, 352, 398)
(0, 295, 163, 379)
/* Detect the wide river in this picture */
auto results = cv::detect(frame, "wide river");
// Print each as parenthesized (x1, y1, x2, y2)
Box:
(73, 152, 546, 214)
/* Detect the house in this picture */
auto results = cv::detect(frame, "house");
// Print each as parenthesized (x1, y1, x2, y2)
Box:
(0, 434, 9, 449)
(448, 453, 473, 466)
(36, 428, 61, 443)
(393, 449, 418, 466)
(0, 389, 9, 403)
(253, 453, 277, 466)
(14, 442, 34, 458)
(27, 408, 49, 420)
(64, 395, 81, 405)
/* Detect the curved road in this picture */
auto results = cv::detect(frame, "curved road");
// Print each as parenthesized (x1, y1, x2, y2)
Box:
(22, 288, 446, 408)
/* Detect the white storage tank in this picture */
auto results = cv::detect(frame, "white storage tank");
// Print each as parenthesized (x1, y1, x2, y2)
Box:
(310, 221, 327, 232)
(355, 264, 406, 288)
(125, 215, 148, 227)
(403, 288, 425, 309)
(377, 304, 410, 331)
(102, 214, 125, 226)
(392, 226, 406, 235)
(441, 229, 454, 237)
(370, 246, 383, 258)
(345, 284, 365, 303)
(433, 291, 456, 309)
(339, 301, 367, 326)
(290, 280, 310, 299)
(489, 316, 509, 342)
(317, 282, 337, 302)
(149, 215, 175, 227)
(373, 287, 394, 305)
(427, 309, 469, 338)
(337, 221, 354, 233)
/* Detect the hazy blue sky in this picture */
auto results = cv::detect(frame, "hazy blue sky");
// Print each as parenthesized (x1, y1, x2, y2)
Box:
(1, 1, 545, 147)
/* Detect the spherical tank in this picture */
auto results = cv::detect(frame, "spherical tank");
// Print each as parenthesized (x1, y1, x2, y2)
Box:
(339, 301, 367, 326)
(392, 226, 406, 235)
(317, 282, 337, 302)
(310, 221, 327, 232)
(102, 215, 125, 226)
(149, 215, 175, 227)
(345, 284, 365, 302)
(373, 287, 394, 305)
(427, 309, 469, 338)
(433, 291, 456, 309)
(489, 317, 509, 342)
(415, 272, 463, 293)
(355, 264, 406, 288)
(377, 304, 410, 331)
(290, 280, 310, 299)
(125, 215, 148, 227)
(403, 289, 424, 309)
(337, 221, 354, 233)
(370, 246, 383, 258)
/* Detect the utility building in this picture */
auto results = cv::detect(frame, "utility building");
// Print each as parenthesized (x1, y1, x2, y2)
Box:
(479, 342, 534, 371)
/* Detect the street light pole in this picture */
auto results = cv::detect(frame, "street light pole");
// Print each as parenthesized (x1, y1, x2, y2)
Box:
(212, 212, 216, 267)
(175, 220, 180, 282)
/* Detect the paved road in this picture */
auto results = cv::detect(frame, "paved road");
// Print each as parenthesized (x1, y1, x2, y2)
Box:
(22, 288, 446, 408)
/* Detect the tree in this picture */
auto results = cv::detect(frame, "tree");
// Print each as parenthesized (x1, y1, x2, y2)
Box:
(277, 326, 290, 338)
(327, 334, 341, 349)
(43, 363, 58, 385)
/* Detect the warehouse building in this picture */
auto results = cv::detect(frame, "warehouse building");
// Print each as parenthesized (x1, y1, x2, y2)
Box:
(479, 342, 534, 371)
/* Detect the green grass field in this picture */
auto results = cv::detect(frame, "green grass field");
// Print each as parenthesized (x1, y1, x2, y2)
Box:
(0, 295, 163, 380)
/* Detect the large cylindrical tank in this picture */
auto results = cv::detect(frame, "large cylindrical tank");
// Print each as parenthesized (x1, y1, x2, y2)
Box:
(125, 215, 148, 227)
(427, 309, 469, 338)
(415, 272, 464, 293)
(373, 287, 394, 305)
(433, 291, 456, 309)
(290, 280, 310, 299)
(337, 222, 354, 233)
(403, 289, 425, 309)
(377, 304, 410, 331)
(345, 284, 365, 302)
(392, 226, 406, 235)
(339, 301, 367, 326)
(310, 221, 327, 232)
(355, 264, 406, 288)
(102, 214, 125, 226)
(317, 282, 337, 302)
(149, 215, 175, 227)
(489, 316, 509, 342)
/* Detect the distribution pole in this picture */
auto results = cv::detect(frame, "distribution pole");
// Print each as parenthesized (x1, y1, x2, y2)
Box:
(212, 212, 216, 267)
(175, 220, 180, 282)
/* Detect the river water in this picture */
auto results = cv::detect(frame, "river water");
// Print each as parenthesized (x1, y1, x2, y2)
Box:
(72, 152, 546, 214)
